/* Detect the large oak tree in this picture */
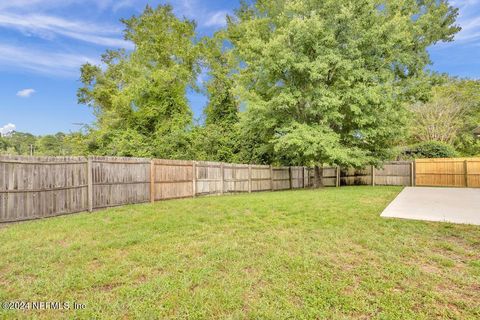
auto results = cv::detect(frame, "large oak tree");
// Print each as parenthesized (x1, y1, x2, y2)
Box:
(227, 0, 460, 167)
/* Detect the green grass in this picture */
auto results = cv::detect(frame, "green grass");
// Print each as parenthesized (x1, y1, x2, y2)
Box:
(0, 187, 479, 319)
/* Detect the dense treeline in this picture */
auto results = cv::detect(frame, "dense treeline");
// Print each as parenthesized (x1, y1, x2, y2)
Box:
(406, 77, 480, 157)
(0, 132, 85, 156)
(3, 1, 479, 163)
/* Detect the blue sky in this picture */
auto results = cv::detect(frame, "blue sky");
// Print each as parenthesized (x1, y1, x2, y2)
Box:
(0, 0, 479, 136)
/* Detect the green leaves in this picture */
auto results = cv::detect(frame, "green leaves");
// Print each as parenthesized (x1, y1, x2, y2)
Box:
(77, 5, 199, 159)
(227, 0, 459, 166)
(405, 140, 458, 159)
(73, 1, 463, 164)
(272, 123, 373, 167)
(408, 78, 480, 156)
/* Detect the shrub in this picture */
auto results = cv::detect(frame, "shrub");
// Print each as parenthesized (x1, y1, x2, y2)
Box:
(406, 141, 458, 159)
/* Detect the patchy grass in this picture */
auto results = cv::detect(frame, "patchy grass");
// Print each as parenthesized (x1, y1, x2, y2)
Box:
(0, 186, 479, 319)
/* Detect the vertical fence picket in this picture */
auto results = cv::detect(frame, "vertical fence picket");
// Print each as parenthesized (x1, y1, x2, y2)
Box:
(150, 159, 155, 203)
(192, 161, 197, 197)
(464, 160, 469, 188)
(87, 157, 93, 212)
(410, 162, 414, 187)
(336, 167, 340, 187)
(372, 165, 375, 186)
(248, 165, 252, 193)
(270, 165, 274, 191)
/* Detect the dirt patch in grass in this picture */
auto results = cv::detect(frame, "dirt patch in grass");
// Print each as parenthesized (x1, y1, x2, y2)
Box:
(94, 283, 122, 292)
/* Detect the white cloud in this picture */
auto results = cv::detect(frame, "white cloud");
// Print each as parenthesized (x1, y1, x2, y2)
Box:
(174, 0, 230, 28)
(0, 0, 230, 79)
(455, 16, 480, 42)
(178, 0, 195, 16)
(0, 12, 133, 48)
(16, 88, 36, 98)
(0, 0, 135, 11)
(0, 44, 99, 76)
(450, 0, 480, 44)
(204, 11, 228, 27)
(0, 0, 52, 10)
(0, 123, 16, 136)
(112, 0, 133, 12)
(0, 1, 134, 77)
(450, 0, 479, 8)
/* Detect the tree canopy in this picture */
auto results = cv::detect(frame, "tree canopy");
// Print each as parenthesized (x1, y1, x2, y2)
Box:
(78, 5, 200, 158)
(0, 131, 80, 156)
(409, 78, 480, 155)
(226, 0, 459, 166)
(189, 34, 242, 162)
(11, 1, 467, 164)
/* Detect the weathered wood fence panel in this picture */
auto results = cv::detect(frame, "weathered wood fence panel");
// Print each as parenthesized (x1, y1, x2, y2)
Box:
(374, 162, 413, 186)
(224, 163, 250, 193)
(303, 167, 310, 188)
(0, 156, 88, 222)
(272, 167, 290, 190)
(340, 162, 413, 186)
(251, 165, 272, 192)
(153, 159, 193, 200)
(1, 156, 419, 223)
(304, 166, 338, 187)
(92, 157, 151, 209)
(341, 167, 372, 186)
(290, 167, 305, 189)
(196, 161, 222, 195)
(415, 158, 480, 188)
(322, 167, 338, 187)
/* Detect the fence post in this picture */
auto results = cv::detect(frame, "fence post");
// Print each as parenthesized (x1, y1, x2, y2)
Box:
(302, 167, 305, 188)
(410, 162, 414, 187)
(336, 167, 340, 187)
(87, 156, 93, 212)
(289, 167, 293, 189)
(150, 160, 155, 203)
(464, 160, 469, 188)
(371, 165, 375, 186)
(192, 161, 197, 197)
(248, 165, 252, 193)
(307, 167, 310, 188)
(270, 165, 274, 191)
(220, 163, 224, 195)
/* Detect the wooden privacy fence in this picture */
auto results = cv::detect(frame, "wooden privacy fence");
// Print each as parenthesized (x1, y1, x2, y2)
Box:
(0, 156, 88, 222)
(91, 156, 151, 210)
(415, 158, 480, 188)
(303, 162, 414, 187)
(0, 156, 413, 223)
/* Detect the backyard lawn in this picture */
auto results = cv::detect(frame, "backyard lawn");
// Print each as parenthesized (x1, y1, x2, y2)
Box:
(0, 186, 479, 319)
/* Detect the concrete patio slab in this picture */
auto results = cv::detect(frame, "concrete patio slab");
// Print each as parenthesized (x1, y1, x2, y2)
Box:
(381, 187, 480, 225)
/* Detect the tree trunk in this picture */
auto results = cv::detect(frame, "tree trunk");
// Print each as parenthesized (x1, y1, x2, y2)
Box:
(313, 165, 323, 188)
